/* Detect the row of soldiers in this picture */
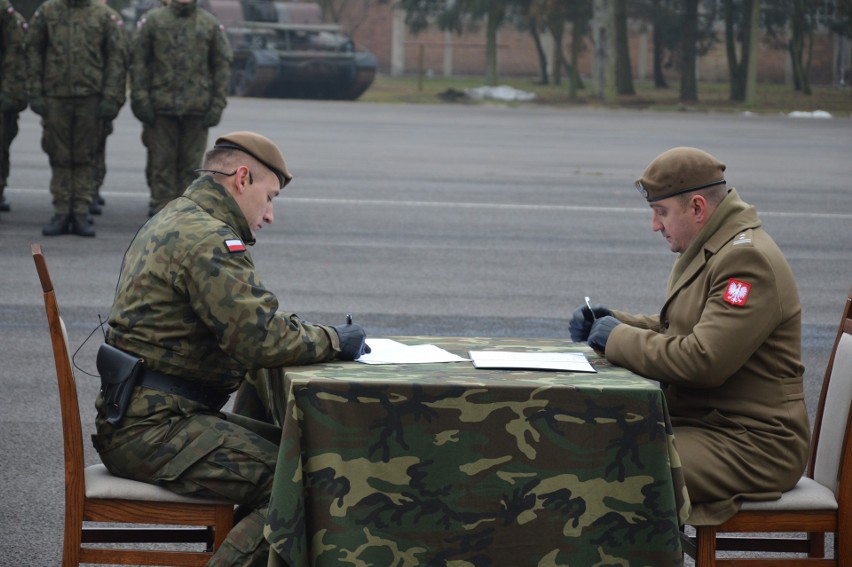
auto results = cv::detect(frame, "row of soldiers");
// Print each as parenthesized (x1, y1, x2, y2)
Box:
(0, 0, 232, 236)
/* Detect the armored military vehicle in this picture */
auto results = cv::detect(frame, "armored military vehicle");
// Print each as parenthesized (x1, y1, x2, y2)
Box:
(202, 0, 376, 99)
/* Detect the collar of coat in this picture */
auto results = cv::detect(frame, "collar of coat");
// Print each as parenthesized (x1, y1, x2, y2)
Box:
(666, 188, 761, 296)
(182, 175, 256, 246)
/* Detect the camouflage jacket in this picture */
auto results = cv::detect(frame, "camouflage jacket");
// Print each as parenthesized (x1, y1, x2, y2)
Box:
(106, 175, 341, 393)
(26, 0, 126, 101)
(130, 0, 231, 117)
(0, 0, 28, 108)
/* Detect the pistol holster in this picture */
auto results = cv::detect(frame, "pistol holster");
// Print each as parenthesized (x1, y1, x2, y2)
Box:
(96, 343, 143, 426)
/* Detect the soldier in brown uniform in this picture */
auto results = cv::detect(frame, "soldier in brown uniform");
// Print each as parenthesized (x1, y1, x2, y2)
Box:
(92, 132, 369, 565)
(570, 147, 810, 525)
(0, 0, 28, 213)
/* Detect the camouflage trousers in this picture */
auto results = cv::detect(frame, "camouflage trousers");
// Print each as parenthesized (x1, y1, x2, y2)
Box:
(41, 96, 100, 215)
(142, 114, 208, 214)
(94, 409, 280, 566)
(93, 119, 114, 191)
(0, 110, 20, 193)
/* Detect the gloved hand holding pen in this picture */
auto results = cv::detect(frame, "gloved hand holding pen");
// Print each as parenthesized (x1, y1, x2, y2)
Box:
(569, 298, 612, 342)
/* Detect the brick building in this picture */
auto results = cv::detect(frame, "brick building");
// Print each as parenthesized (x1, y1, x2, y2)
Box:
(340, 3, 849, 86)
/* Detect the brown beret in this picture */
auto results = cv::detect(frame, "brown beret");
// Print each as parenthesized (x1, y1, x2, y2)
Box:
(635, 147, 726, 202)
(214, 131, 293, 189)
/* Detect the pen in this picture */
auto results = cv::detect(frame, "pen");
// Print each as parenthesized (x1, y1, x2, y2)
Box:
(346, 313, 352, 325)
(584, 297, 596, 321)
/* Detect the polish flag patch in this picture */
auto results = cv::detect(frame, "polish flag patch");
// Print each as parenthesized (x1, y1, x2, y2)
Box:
(225, 239, 246, 253)
(723, 278, 751, 306)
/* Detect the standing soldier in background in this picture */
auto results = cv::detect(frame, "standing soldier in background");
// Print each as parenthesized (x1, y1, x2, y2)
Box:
(0, 0, 28, 214)
(89, 0, 130, 217)
(131, 0, 231, 216)
(28, 0, 127, 236)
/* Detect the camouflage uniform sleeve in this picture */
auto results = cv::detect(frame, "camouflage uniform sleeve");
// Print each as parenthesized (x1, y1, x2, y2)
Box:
(129, 15, 152, 111)
(25, 6, 46, 99)
(182, 234, 340, 369)
(207, 17, 232, 117)
(0, 5, 28, 106)
(102, 10, 128, 106)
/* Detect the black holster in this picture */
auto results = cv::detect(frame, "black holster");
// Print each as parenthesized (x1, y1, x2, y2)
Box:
(96, 343, 143, 426)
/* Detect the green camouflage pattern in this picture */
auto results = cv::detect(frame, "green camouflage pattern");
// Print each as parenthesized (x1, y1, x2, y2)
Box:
(0, 0, 28, 109)
(27, 0, 127, 103)
(142, 114, 209, 213)
(105, 175, 340, 388)
(130, 0, 232, 119)
(41, 95, 100, 213)
(260, 337, 690, 567)
(92, 397, 278, 566)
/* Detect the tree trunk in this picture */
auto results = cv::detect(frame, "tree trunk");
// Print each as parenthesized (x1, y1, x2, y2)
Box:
(485, 5, 500, 86)
(551, 20, 565, 85)
(613, 0, 635, 95)
(744, 0, 760, 104)
(592, 0, 617, 101)
(725, 0, 757, 102)
(529, 23, 550, 85)
(680, 0, 699, 102)
(568, 20, 586, 98)
(789, 0, 813, 95)
(652, 0, 668, 88)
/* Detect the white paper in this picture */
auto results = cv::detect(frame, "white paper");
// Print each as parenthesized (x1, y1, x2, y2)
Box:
(468, 351, 596, 373)
(357, 339, 469, 365)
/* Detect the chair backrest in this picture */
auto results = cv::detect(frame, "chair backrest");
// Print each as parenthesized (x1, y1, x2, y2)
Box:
(32, 244, 87, 509)
(809, 287, 852, 496)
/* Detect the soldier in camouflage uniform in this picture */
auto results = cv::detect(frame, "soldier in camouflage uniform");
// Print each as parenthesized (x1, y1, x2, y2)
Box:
(27, 0, 126, 236)
(88, 0, 131, 217)
(0, 0, 28, 214)
(92, 132, 369, 567)
(130, 0, 231, 216)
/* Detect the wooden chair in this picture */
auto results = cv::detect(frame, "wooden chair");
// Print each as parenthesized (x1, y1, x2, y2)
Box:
(682, 287, 852, 566)
(32, 244, 234, 567)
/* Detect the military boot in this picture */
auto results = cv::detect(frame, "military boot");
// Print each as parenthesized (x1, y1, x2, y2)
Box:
(70, 213, 96, 237)
(42, 214, 71, 236)
(89, 191, 105, 215)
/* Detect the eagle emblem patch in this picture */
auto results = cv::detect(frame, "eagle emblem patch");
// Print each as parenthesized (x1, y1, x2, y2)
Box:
(724, 278, 751, 306)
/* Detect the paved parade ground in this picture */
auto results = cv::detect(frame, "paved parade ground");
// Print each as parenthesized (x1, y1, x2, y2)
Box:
(1, 96, 850, 564)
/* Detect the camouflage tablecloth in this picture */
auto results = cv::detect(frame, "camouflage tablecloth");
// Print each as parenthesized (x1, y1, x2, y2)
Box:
(259, 337, 690, 567)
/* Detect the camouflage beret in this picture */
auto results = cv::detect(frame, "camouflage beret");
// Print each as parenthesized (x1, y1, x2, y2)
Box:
(214, 131, 293, 189)
(635, 147, 726, 202)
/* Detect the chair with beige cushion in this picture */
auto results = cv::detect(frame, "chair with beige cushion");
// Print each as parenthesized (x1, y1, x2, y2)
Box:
(32, 243, 234, 567)
(682, 287, 852, 566)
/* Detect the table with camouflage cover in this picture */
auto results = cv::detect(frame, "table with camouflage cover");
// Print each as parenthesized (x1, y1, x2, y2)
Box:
(260, 336, 691, 566)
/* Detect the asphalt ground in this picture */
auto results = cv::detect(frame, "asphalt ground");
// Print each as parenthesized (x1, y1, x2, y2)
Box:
(1, 97, 850, 565)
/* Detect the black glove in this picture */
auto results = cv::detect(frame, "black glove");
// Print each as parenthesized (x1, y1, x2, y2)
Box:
(569, 303, 612, 342)
(0, 93, 25, 113)
(202, 110, 222, 128)
(131, 100, 155, 125)
(332, 323, 371, 360)
(30, 95, 47, 117)
(98, 98, 122, 121)
(588, 316, 621, 355)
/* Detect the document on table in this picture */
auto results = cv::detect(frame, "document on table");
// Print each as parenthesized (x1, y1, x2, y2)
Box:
(357, 338, 469, 365)
(468, 350, 596, 373)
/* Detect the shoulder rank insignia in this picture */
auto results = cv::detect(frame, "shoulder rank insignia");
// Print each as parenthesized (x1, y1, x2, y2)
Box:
(732, 232, 752, 246)
(225, 239, 246, 253)
(723, 278, 751, 306)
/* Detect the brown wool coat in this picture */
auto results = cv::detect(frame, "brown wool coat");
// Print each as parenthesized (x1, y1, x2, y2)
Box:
(605, 189, 810, 525)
